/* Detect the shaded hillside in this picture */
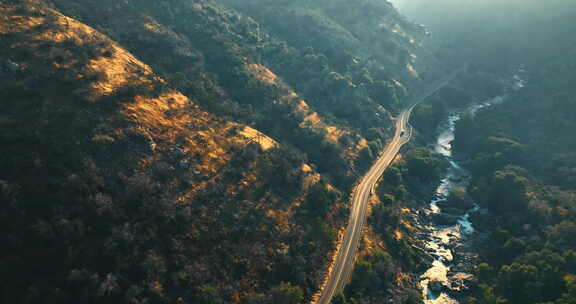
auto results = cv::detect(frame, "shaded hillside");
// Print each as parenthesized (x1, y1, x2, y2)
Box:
(0, 3, 347, 303)
(217, 0, 430, 115)
(452, 47, 576, 303)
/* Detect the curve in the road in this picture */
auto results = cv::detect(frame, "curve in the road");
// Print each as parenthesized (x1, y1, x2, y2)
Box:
(316, 66, 466, 304)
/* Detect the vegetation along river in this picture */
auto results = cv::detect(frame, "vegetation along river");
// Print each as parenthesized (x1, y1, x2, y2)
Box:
(420, 97, 503, 304)
(417, 72, 525, 303)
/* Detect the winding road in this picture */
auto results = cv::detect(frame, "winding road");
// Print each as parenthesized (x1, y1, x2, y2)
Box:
(317, 66, 467, 304)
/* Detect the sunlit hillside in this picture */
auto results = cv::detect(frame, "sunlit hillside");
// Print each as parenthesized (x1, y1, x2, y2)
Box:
(1, 0, 576, 304)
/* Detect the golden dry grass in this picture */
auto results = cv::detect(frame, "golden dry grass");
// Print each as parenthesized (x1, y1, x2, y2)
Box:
(247, 62, 361, 149)
(244, 60, 371, 173)
(302, 164, 313, 172)
(1, 5, 352, 303)
(393, 229, 403, 241)
(266, 209, 292, 234)
(0, 8, 44, 34)
(359, 226, 387, 258)
(1, 7, 155, 100)
(238, 126, 278, 151)
(292, 97, 347, 144)
(143, 21, 163, 34)
(0, 5, 285, 199)
(395, 272, 412, 288)
(248, 63, 278, 84)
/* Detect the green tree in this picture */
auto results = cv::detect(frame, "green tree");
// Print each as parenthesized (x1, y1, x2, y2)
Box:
(502, 237, 526, 262)
(558, 274, 576, 304)
(346, 259, 379, 297)
(453, 113, 478, 152)
(479, 284, 508, 304)
(271, 282, 304, 304)
(404, 148, 443, 182)
(476, 263, 494, 282)
(496, 263, 539, 303)
(358, 146, 374, 169)
(303, 185, 333, 218)
(489, 168, 528, 212)
(447, 187, 472, 209)
(332, 293, 347, 304)
(196, 285, 223, 304)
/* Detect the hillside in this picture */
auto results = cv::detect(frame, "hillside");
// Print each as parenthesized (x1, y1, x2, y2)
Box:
(0, 0, 450, 303)
(451, 46, 576, 303)
(42, 0, 442, 190)
(0, 3, 349, 303)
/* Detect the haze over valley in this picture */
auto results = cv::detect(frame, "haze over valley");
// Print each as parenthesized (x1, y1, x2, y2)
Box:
(1, 1, 575, 304)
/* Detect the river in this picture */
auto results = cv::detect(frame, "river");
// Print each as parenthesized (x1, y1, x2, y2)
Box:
(417, 97, 505, 304)
(417, 70, 526, 303)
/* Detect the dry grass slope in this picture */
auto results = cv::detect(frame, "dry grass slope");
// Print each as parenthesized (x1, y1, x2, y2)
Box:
(0, 3, 348, 302)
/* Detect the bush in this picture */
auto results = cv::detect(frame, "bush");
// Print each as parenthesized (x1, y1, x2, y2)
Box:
(271, 282, 304, 304)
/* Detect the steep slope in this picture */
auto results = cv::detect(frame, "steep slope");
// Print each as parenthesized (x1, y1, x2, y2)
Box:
(0, 3, 345, 303)
(43, 0, 445, 190)
(0, 1, 470, 303)
(217, 0, 431, 115)
(43, 0, 376, 189)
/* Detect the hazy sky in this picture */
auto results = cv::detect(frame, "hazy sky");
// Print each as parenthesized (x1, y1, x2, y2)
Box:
(388, 0, 576, 33)
(388, 0, 576, 67)
(390, 0, 576, 20)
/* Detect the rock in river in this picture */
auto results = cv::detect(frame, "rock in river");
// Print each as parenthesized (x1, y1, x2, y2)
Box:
(448, 272, 477, 292)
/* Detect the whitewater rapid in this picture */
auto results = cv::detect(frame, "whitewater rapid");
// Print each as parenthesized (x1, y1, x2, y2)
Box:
(419, 98, 504, 303)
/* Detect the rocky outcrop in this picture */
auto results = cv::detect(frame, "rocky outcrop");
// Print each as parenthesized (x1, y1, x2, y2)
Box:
(447, 272, 477, 300)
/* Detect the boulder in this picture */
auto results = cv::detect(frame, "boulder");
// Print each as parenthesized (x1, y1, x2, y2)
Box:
(447, 273, 477, 292)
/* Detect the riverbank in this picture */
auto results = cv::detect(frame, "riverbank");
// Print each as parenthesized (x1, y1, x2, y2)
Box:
(333, 71, 521, 303)
(413, 97, 508, 303)
(441, 62, 576, 303)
